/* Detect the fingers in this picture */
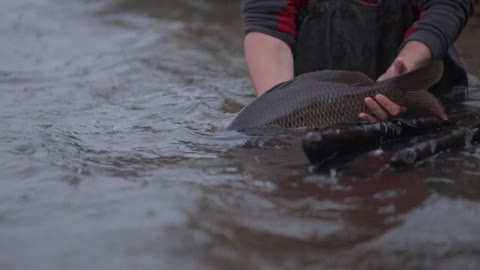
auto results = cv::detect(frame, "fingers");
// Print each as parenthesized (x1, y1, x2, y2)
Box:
(392, 58, 407, 74)
(377, 69, 394, 82)
(377, 57, 408, 82)
(360, 95, 405, 123)
(376, 73, 388, 82)
(358, 112, 379, 123)
(363, 57, 409, 122)
(375, 94, 405, 116)
(364, 97, 389, 121)
(376, 66, 399, 82)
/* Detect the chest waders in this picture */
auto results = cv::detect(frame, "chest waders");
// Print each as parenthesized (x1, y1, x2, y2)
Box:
(293, 0, 469, 104)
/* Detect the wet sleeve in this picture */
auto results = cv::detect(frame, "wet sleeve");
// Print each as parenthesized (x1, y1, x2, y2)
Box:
(404, 0, 476, 60)
(240, 0, 298, 47)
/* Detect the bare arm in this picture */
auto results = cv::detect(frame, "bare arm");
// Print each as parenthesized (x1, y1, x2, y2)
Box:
(244, 32, 294, 96)
(378, 40, 432, 81)
(240, 0, 300, 96)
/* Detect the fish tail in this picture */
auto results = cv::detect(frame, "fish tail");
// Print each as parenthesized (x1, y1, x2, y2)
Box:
(391, 61, 447, 120)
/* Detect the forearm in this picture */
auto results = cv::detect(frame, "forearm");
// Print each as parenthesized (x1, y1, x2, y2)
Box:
(244, 32, 294, 96)
(396, 40, 432, 71)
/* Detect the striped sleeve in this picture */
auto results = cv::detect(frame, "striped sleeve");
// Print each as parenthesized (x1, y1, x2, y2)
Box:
(240, 0, 302, 47)
(403, 0, 476, 60)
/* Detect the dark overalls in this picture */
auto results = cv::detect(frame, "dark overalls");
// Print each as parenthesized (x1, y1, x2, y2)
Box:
(293, 0, 469, 104)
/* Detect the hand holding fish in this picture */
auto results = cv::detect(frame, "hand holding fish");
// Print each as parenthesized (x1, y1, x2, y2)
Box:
(226, 58, 446, 131)
(359, 41, 434, 123)
(359, 58, 407, 122)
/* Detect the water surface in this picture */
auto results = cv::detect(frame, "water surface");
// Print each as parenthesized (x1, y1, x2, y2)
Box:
(1, 1, 480, 270)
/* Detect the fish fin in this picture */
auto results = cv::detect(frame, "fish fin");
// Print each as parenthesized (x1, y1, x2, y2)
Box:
(389, 61, 446, 120)
(263, 79, 295, 95)
(299, 70, 375, 85)
(404, 90, 448, 120)
(388, 61, 444, 91)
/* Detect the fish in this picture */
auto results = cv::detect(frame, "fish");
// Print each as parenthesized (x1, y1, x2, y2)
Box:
(226, 61, 446, 131)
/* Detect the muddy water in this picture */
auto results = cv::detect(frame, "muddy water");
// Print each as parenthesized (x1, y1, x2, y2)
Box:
(1, 1, 479, 270)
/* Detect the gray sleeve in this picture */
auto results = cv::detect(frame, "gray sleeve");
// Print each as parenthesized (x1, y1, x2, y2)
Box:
(240, 0, 296, 47)
(404, 0, 476, 60)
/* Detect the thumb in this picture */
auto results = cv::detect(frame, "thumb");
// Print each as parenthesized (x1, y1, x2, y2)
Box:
(392, 57, 408, 75)
(377, 58, 408, 82)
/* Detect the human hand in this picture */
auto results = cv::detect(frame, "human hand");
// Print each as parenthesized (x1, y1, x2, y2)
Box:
(358, 58, 407, 122)
(376, 57, 407, 82)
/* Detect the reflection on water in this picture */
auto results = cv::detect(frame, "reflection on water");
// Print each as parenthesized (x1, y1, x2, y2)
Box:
(0, 0, 479, 270)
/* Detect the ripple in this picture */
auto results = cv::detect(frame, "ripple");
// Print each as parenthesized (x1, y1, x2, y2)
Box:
(1, 0, 480, 270)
